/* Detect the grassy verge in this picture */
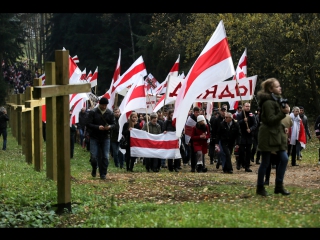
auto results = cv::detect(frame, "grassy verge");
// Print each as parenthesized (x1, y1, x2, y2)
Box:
(0, 128, 320, 228)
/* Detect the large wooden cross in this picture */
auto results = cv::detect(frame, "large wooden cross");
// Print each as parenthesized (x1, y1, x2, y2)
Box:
(33, 50, 91, 213)
(20, 78, 45, 170)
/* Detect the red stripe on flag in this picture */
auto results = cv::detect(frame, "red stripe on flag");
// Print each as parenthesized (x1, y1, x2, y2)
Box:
(69, 57, 77, 79)
(131, 137, 178, 149)
(170, 62, 179, 72)
(184, 38, 231, 97)
(239, 57, 247, 69)
(184, 125, 193, 137)
(128, 85, 145, 103)
(114, 63, 146, 89)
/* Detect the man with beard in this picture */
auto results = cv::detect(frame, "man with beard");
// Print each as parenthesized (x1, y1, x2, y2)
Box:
(191, 115, 210, 173)
(236, 101, 257, 172)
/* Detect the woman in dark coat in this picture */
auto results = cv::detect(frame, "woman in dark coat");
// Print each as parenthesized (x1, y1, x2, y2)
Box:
(256, 78, 291, 196)
(122, 112, 140, 172)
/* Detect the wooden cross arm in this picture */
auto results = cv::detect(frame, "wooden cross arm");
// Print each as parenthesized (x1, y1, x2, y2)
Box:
(7, 103, 19, 110)
(16, 105, 32, 112)
(32, 83, 91, 99)
(25, 99, 46, 108)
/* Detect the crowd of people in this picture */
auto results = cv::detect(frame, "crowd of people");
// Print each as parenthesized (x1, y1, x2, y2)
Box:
(2, 61, 36, 94)
(2, 75, 320, 197)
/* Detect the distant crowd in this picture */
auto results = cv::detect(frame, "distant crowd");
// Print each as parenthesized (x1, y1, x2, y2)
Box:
(2, 61, 38, 94)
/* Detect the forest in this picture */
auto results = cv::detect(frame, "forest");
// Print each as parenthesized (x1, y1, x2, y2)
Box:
(1, 13, 320, 118)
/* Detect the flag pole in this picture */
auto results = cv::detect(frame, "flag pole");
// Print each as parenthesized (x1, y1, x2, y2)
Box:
(114, 93, 119, 108)
(144, 85, 150, 132)
(235, 75, 249, 129)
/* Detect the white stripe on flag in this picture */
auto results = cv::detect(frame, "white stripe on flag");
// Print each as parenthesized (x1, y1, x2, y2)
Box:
(130, 129, 181, 159)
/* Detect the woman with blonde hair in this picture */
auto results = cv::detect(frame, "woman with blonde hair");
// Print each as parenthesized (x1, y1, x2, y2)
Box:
(256, 78, 290, 196)
(122, 111, 141, 172)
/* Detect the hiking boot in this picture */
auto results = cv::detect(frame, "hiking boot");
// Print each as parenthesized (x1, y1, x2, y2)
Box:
(245, 168, 252, 172)
(91, 168, 96, 177)
(274, 182, 290, 195)
(256, 185, 269, 196)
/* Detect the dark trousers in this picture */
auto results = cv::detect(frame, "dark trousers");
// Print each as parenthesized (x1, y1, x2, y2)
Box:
(125, 154, 135, 171)
(168, 159, 179, 170)
(239, 143, 252, 169)
(288, 141, 299, 166)
(145, 158, 160, 171)
(221, 143, 234, 172)
(189, 144, 196, 170)
(0, 128, 7, 150)
(250, 137, 258, 160)
(70, 134, 75, 158)
(182, 143, 190, 164)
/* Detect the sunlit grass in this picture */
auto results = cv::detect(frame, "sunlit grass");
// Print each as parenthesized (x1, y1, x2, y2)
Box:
(0, 127, 320, 228)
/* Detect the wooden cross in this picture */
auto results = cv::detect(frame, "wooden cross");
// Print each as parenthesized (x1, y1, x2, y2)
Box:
(19, 79, 45, 170)
(33, 50, 91, 213)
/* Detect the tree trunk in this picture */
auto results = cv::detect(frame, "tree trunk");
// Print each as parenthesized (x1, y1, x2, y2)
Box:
(127, 13, 135, 62)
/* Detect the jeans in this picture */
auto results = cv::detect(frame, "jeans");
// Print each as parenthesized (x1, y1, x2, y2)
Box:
(0, 128, 7, 150)
(90, 138, 110, 178)
(79, 128, 85, 145)
(110, 141, 124, 168)
(221, 143, 233, 171)
(257, 150, 288, 186)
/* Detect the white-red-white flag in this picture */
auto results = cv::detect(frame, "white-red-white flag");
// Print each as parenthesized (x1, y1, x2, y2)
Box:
(228, 48, 247, 110)
(178, 71, 185, 79)
(130, 128, 181, 159)
(86, 70, 92, 81)
(173, 20, 235, 137)
(69, 55, 82, 84)
(80, 68, 86, 81)
(118, 75, 146, 141)
(154, 55, 180, 95)
(113, 56, 147, 94)
(89, 66, 98, 88)
(104, 49, 121, 110)
(152, 75, 183, 113)
(69, 98, 86, 126)
(206, 102, 213, 121)
(39, 73, 46, 86)
(72, 55, 79, 63)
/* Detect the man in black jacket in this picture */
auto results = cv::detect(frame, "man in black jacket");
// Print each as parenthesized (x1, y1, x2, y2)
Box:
(0, 107, 9, 150)
(86, 97, 115, 180)
(110, 108, 124, 169)
(77, 107, 88, 146)
(236, 102, 257, 172)
(215, 112, 241, 174)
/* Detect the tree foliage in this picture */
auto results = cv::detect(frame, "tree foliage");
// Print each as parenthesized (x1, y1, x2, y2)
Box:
(2, 13, 320, 118)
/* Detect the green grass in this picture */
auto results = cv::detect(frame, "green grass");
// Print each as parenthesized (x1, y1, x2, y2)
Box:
(0, 127, 320, 228)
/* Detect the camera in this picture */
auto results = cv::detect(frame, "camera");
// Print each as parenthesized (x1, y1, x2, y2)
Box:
(271, 93, 288, 109)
